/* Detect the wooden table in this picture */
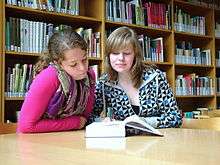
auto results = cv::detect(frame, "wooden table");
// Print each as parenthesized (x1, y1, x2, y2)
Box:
(182, 117, 220, 131)
(0, 128, 220, 165)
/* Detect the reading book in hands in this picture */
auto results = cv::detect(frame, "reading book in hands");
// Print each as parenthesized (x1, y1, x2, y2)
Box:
(85, 115, 163, 138)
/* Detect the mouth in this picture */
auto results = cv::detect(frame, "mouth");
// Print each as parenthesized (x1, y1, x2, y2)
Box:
(116, 64, 126, 66)
(79, 73, 87, 76)
(75, 73, 87, 80)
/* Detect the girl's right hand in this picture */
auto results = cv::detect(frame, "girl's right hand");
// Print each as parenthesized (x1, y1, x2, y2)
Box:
(102, 117, 115, 122)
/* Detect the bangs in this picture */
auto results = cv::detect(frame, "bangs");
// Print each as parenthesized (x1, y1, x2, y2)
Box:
(108, 34, 135, 53)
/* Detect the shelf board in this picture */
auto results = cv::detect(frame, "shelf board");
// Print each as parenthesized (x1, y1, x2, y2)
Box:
(5, 97, 25, 101)
(174, 31, 213, 40)
(88, 57, 103, 61)
(105, 20, 172, 36)
(144, 61, 173, 66)
(0, 123, 17, 133)
(5, 51, 103, 61)
(175, 63, 214, 68)
(5, 4, 102, 26)
(5, 51, 40, 57)
(176, 95, 215, 98)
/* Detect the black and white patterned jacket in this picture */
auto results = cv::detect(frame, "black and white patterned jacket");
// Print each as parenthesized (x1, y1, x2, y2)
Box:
(91, 68, 182, 128)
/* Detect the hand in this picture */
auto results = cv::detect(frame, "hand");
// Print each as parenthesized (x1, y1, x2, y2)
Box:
(101, 117, 115, 122)
(79, 116, 87, 129)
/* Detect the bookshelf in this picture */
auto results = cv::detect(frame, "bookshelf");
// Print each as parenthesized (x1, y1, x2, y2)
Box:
(0, 1, 3, 123)
(0, 0, 220, 124)
(0, 0, 105, 123)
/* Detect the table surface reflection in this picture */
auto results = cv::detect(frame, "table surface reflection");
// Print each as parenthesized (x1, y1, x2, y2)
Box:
(0, 128, 220, 165)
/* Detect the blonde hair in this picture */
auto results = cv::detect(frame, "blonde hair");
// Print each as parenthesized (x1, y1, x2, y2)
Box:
(106, 26, 149, 88)
(34, 29, 88, 74)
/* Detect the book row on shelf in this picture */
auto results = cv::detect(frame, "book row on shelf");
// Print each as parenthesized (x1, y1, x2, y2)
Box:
(175, 41, 211, 65)
(6, 0, 220, 36)
(138, 35, 164, 62)
(215, 50, 220, 66)
(183, 107, 210, 119)
(5, 63, 99, 98)
(105, 0, 220, 38)
(176, 54, 211, 65)
(174, 6, 206, 35)
(104, 0, 219, 36)
(106, 0, 172, 29)
(6, 0, 80, 15)
(216, 22, 220, 37)
(7, 0, 220, 12)
(176, 74, 214, 96)
(5, 17, 101, 58)
(216, 78, 220, 93)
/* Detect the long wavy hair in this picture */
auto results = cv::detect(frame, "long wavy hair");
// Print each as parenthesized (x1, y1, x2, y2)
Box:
(105, 26, 150, 88)
(34, 29, 88, 75)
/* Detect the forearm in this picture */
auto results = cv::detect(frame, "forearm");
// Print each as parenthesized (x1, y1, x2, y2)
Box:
(144, 112, 182, 128)
(152, 70, 182, 128)
(18, 115, 82, 133)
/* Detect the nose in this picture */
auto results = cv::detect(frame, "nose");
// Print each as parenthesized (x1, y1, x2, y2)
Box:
(118, 53, 124, 61)
(78, 63, 87, 72)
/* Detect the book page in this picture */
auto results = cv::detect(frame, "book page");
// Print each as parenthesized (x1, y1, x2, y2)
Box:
(85, 121, 126, 138)
(124, 115, 163, 136)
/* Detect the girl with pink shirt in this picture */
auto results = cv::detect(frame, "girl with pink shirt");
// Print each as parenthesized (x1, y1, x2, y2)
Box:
(18, 29, 95, 133)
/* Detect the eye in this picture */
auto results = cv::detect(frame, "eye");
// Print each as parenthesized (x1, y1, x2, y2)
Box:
(111, 52, 120, 55)
(70, 63, 77, 68)
(123, 52, 131, 55)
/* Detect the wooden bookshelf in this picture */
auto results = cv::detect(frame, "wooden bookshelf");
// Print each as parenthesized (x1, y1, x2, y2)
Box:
(0, 0, 105, 123)
(0, 0, 3, 122)
(1, 0, 220, 124)
(0, 123, 17, 134)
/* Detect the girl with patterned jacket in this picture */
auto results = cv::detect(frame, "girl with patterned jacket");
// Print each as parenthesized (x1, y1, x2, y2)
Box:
(18, 29, 95, 133)
(91, 26, 182, 128)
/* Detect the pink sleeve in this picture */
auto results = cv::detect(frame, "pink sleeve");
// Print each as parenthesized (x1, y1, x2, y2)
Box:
(17, 67, 81, 133)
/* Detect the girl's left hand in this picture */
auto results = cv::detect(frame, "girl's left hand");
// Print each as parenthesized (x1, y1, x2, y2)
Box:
(79, 116, 87, 129)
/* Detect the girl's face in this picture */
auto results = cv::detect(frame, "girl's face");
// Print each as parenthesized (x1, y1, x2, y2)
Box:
(109, 44, 135, 74)
(60, 48, 88, 80)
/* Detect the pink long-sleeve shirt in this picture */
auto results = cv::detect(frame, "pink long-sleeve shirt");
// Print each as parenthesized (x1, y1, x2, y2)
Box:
(17, 66, 95, 133)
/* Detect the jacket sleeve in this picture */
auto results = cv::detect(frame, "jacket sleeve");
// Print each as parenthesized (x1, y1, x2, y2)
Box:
(18, 67, 82, 133)
(144, 71, 182, 128)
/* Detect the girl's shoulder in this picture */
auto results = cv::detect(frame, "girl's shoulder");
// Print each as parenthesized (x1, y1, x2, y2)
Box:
(41, 65, 58, 76)
(142, 66, 166, 81)
(97, 73, 109, 83)
(143, 66, 161, 76)
(35, 66, 59, 82)
(29, 66, 60, 91)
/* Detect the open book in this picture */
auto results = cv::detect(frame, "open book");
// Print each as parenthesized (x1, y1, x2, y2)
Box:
(85, 115, 163, 138)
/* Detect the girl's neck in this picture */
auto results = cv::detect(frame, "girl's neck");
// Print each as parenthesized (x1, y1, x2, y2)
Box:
(118, 72, 132, 84)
